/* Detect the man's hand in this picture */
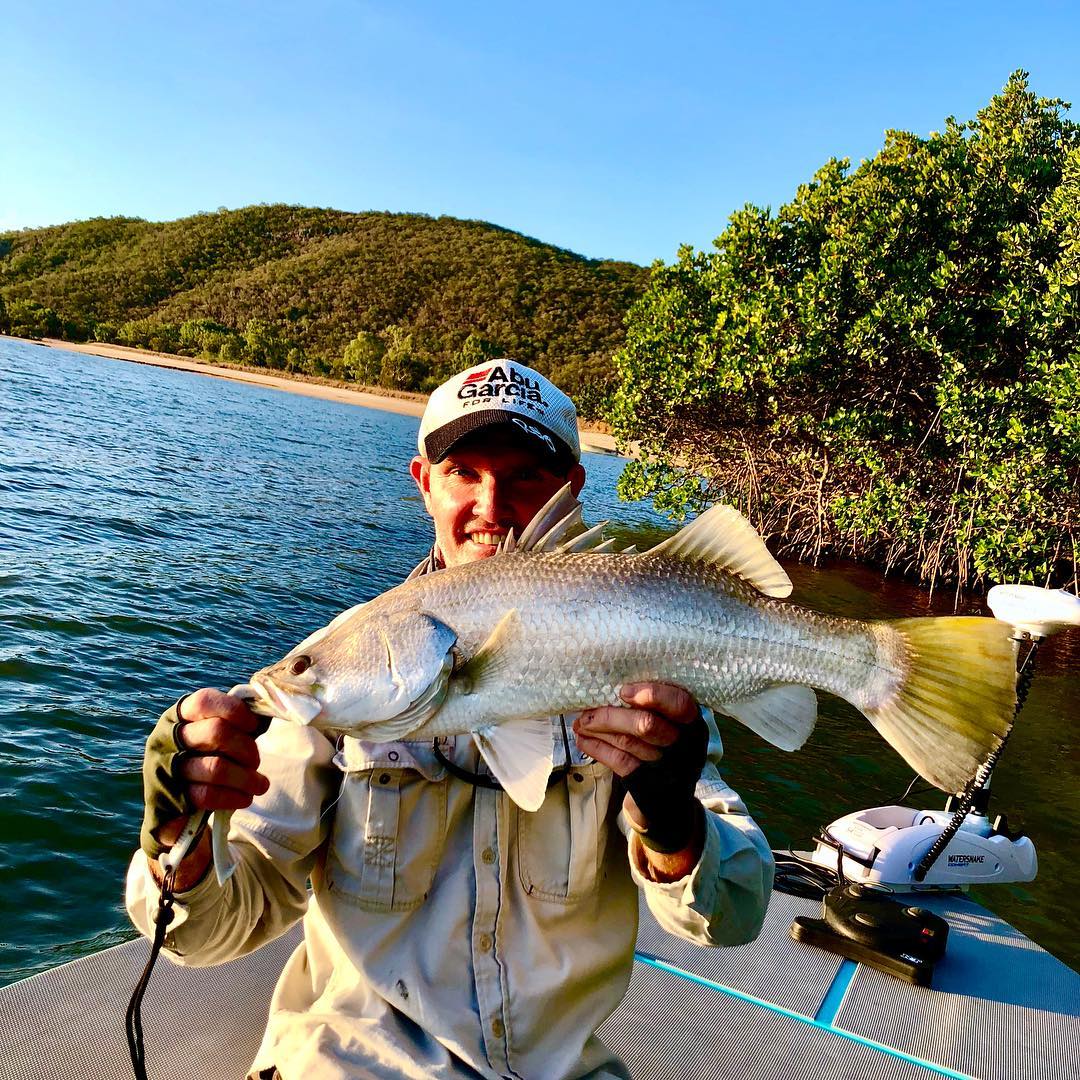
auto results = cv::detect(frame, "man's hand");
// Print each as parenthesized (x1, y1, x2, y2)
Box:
(573, 683, 708, 880)
(141, 688, 270, 889)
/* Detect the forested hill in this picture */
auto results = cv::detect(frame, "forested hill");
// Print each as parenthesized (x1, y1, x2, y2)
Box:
(0, 206, 648, 414)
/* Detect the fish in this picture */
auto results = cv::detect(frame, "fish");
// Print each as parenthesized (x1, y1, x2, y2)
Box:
(165, 485, 1018, 885)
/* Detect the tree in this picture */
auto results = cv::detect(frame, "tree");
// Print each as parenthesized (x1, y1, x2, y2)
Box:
(6, 298, 62, 338)
(0, 292, 8, 334)
(243, 318, 287, 368)
(377, 325, 427, 391)
(340, 331, 385, 384)
(609, 72, 1080, 591)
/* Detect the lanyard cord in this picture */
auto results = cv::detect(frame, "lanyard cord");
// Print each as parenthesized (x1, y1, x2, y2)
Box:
(431, 715, 578, 790)
(125, 866, 178, 1080)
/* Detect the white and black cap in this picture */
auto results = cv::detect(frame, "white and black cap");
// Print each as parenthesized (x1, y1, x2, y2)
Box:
(417, 359, 580, 469)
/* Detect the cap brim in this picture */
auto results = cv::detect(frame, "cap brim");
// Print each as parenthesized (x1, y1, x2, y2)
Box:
(424, 411, 576, 469)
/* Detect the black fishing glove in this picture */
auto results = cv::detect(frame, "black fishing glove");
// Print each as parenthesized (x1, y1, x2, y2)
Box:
(139, 699, 195, 860)
(623, 708, 709, 854)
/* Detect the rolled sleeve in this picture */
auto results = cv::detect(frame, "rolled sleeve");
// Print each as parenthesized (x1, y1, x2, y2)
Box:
(624, 709, 774, 946)
(124, 719, 339, 966)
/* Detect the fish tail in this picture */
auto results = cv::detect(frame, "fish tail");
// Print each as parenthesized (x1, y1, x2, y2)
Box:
(864, 617, 1017, 793)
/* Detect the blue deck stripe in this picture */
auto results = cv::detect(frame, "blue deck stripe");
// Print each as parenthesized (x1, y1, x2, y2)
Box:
(633, 951, 976, 1080)
(814, 958, 857, 1024)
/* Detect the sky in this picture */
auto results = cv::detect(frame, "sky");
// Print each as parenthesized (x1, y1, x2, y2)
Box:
(3, 1, 1079, 265)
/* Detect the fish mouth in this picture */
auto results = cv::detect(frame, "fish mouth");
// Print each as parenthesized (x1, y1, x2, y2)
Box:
(249, 673, 323, 726)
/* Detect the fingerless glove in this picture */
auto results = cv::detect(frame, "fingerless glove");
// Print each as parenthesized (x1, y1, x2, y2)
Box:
(139, 699, 194, 859)
(623, 709, 708, 853)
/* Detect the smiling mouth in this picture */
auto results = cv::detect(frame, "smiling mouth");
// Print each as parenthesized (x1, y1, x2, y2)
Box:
(468, 530, 509, 547)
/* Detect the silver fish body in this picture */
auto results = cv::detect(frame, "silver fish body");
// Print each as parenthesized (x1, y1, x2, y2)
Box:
(247, 487, 1016, 815)
(337, 551, 898, 742)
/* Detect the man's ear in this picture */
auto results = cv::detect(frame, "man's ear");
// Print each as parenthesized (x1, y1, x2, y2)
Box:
(410, 457, 433, 513)
(567, 462, 586, 498)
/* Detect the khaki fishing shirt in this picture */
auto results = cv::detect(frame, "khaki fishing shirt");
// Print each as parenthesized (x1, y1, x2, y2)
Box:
(128, 720, 772, 1079)
(126, 558, 774, 1080)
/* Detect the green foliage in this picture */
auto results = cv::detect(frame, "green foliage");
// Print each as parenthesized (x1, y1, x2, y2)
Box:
(340, 330, 386, 383)
(0, 292, 8, 334)
(610, 72, 1080, 590)
(377, 325, 426, 391)
(0, 206, 646, 418)
(5, 298, 63, 338)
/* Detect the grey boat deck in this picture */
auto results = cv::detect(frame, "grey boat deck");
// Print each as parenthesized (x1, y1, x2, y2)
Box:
(1, 891, 1077, 1080)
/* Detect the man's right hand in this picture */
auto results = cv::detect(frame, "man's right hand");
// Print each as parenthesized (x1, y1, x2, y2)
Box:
(141, 688, 270, 888)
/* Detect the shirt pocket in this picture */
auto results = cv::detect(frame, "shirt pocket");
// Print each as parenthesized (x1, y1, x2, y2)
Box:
(326, 738, 448, 912)
(515, 762, 613, 904)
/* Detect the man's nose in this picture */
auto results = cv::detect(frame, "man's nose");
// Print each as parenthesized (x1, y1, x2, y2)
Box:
(474, 475, 508, 521)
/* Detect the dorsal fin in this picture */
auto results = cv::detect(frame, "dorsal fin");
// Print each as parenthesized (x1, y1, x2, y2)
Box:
(496, 527, 517, 555)
(557, 520, 610, 553)
(503, 483, 608, 555)
(646, 504, 792, 598)
(534, 506, 584, 551)
(515, 483, 582, 551)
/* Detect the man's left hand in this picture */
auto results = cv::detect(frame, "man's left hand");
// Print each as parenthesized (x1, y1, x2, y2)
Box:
(573, 683, 708, 873)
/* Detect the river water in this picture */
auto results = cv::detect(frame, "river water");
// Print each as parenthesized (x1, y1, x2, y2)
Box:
(0, 337, 1076, 986)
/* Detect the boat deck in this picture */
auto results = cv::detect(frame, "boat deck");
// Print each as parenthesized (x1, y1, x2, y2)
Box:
(1, 890, 1076, 1079)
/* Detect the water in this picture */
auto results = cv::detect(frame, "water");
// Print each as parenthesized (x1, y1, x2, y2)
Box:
(0, 337, 1076, 987)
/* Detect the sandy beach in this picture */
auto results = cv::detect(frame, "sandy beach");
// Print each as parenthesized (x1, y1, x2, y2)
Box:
(14, 336, 624, 457)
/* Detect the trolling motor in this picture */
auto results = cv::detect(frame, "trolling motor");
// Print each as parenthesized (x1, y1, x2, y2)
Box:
(809, 584, 1080, 892)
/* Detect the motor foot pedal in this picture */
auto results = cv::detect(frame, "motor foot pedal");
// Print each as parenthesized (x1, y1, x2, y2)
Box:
(791, 883, 949, 986)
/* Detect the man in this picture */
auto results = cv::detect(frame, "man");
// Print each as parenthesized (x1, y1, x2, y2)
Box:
(128, 360, 774, 1079)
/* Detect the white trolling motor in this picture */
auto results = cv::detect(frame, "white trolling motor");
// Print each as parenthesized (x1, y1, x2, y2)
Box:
(810, 584, 1080, 892)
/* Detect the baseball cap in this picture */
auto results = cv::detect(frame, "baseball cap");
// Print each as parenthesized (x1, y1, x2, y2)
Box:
(417, 359, 581, 468)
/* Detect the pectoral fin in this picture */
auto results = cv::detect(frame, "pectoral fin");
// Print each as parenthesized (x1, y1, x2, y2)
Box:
(455, 609, 522, 693)
(473, 718, 554, 811)
(716, 685, 817, 751)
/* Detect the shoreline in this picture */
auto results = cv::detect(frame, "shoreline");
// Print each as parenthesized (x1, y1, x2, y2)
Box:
(6, 335, 625, 457)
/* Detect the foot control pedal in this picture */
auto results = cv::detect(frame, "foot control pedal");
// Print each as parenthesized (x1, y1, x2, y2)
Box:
(791, 883, 949, 986)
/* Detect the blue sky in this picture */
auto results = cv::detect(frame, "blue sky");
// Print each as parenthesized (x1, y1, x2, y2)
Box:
(3, 1, 1078, 265)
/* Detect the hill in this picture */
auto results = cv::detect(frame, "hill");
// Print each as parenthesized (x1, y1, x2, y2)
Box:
(0, 206, 648, 415)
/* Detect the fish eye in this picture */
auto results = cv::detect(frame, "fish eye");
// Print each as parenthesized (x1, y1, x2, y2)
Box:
(289, 654, 311, 676)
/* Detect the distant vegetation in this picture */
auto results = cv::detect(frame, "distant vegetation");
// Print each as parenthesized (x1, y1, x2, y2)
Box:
(0, 208, 647, 417)
(611, 72, 1079, 591)
(4, 74, 1075, 593)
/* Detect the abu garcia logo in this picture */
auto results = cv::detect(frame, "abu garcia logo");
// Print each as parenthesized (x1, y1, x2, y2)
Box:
(458, 364, 547, 404)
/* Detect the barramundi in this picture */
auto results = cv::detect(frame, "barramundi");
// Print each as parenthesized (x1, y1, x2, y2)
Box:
(166, 485, 1017, 884)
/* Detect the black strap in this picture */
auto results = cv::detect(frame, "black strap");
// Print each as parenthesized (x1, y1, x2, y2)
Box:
(126, 867, 177, 1080)
(433, 740, 505, 788)
(432, 717, 578, 791)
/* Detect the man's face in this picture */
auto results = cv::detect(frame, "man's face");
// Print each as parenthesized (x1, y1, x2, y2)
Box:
(411, 429, 586, 568)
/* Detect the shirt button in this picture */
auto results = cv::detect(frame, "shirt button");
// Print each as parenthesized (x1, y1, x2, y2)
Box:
(478, 933, 493, 952)
(481, 847, 496, 864)
(491, 1018, 505, 1039)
